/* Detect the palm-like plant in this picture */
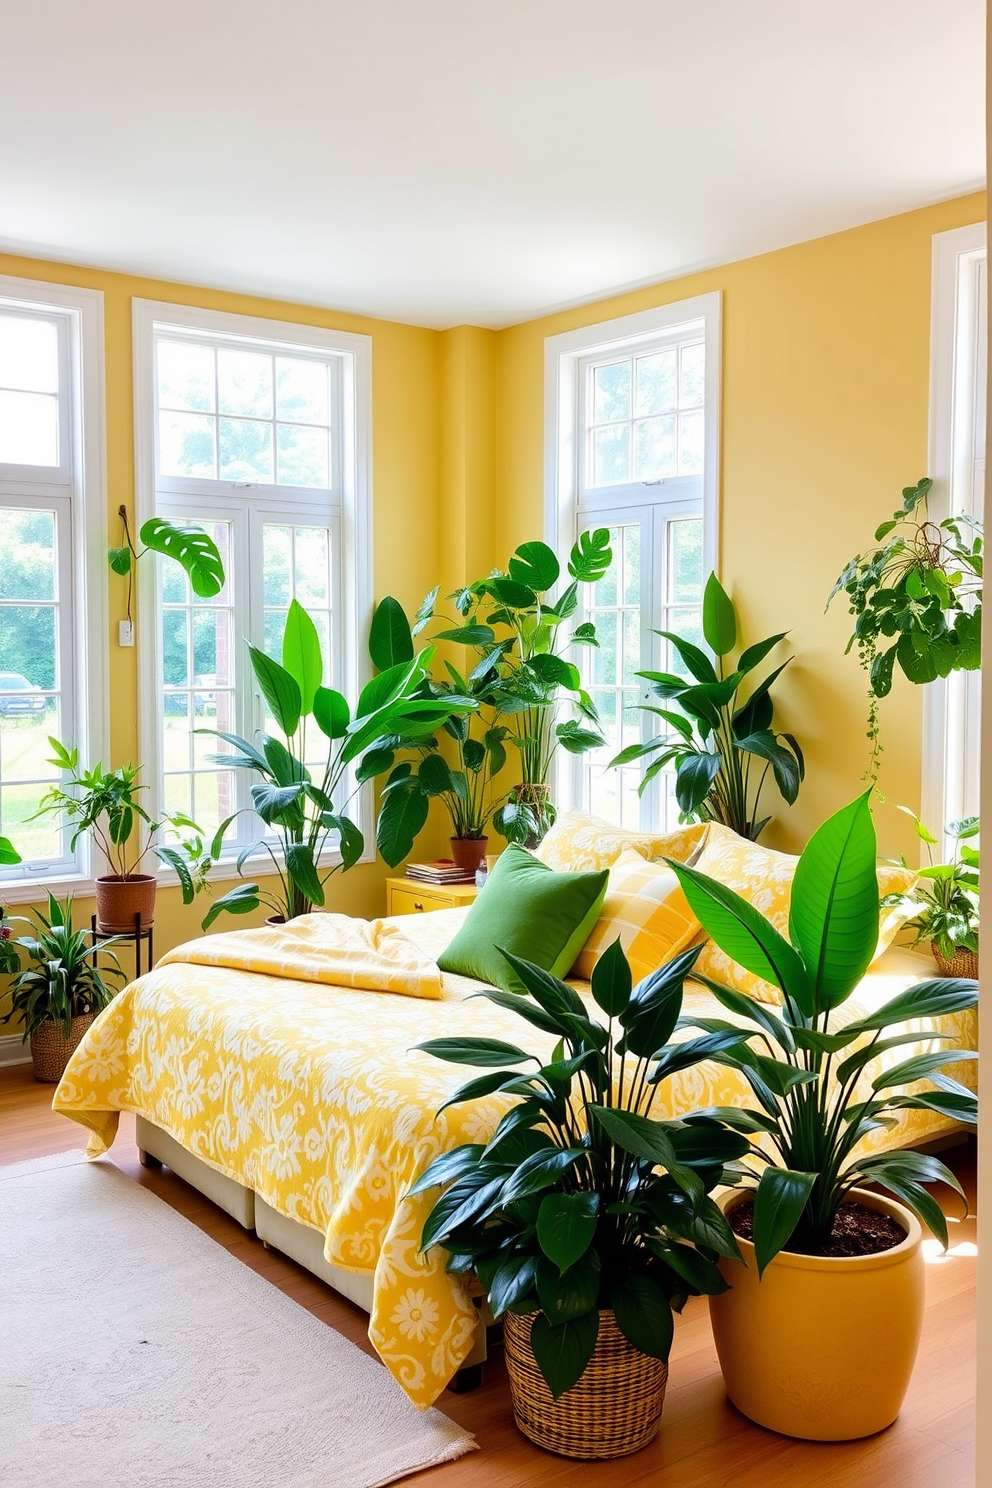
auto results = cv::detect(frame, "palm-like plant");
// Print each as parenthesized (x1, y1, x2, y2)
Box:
(613, 573, 804, 841)
(1, 894, 123, 1040)
(667, 793, 978, 1273)
(410, 942, 750, 1399)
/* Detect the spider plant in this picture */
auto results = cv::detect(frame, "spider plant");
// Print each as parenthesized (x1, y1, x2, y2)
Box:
(1, 894, 123, 1040)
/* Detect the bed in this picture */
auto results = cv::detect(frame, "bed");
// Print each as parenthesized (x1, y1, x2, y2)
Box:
(53, 905, 977, 1410)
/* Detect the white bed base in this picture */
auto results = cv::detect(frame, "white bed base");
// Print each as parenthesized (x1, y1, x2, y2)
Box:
(134, 1114, 489, 1378)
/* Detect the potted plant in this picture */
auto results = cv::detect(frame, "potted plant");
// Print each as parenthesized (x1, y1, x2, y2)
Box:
(415, 532, 613, 848)
(883, 810, 979, 977)
(829, 477, 982, 779)
(39, 743, 209, 933)
(667, 792, 979, 1441)
(0, 893, 124, 1082)
(410, 941, 751, 1458)
(612, 572, 804, 841)
(366, 596, 509, 875)
(201, 599, 476, 926)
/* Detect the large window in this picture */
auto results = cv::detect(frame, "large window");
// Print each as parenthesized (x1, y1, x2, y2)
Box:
(545, 296, 720, 830)
(133, 301, 371, 868)
(0, 281, 105, 889)
(923, 226, 986, 850)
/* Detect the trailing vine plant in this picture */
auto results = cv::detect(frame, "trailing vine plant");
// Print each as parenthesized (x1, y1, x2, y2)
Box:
(829, 478, 982, 782)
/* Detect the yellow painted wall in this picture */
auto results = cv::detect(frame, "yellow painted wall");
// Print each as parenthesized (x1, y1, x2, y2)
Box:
(494, 192, 987, 860)
(0, 251, 446, 966)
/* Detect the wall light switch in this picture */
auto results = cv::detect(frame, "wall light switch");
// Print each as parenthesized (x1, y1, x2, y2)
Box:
(119, 620, 134, 647)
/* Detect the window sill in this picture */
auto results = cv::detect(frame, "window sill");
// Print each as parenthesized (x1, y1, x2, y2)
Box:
(0, 872, 97, 906)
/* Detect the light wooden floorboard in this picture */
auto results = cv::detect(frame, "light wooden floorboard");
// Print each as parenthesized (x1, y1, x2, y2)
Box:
(0, 1063, 976, 1486)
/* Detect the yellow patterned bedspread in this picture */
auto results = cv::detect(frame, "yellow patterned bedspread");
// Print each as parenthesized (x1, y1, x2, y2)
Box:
(53, 911, 977, 1409)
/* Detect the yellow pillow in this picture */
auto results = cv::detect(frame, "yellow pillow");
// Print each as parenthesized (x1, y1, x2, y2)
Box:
(571, 847, 701, 984)
(536, 808, 707, 875)
(690, 824, 918, 1005)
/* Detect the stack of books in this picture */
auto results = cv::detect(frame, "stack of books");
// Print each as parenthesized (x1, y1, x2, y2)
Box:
(405, 860, 477, 885)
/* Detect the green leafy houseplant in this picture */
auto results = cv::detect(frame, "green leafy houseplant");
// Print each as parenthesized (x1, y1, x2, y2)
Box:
(613, 572, 804, 841)
(1, 893, 123, 1041)
(424, 532, 614, 848)
(667, 792, 978, 1272)
(830, 478, 983, 779)
(883, 811, 979, 971)
(202, 599, 476, 926)
(109, 505, 226, 622)
(410, 942, 751, 1406)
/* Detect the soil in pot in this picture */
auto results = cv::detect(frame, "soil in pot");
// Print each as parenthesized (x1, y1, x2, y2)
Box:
(729, 1197, 906, 1258)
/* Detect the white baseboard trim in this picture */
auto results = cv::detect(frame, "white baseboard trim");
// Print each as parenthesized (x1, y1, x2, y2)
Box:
(0, 1034, 31, 1068)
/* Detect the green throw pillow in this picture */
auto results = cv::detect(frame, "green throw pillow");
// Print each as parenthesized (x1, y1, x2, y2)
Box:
(437, 844, 608, 993)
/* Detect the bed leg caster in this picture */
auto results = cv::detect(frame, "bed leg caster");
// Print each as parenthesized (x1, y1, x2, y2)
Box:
(138, 1149, 162, 1170)
(449, 1364, 484, 1394)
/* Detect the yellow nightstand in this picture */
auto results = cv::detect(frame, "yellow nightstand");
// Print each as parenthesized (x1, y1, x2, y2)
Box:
(386, 877, 480, 916)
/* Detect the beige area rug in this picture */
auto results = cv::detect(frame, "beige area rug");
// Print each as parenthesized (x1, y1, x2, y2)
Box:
(0, 1151, 475, 1488)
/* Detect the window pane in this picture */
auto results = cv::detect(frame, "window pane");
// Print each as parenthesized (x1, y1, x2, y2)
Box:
(0, 782, 60, 861)
(678, 410, 704, 474)
(622, 525, 641, 607)
(679, 343, 705, 407)
(218, 349, 273, 419)
(635, 350, 676, 417)
(159, 411, 216, 478)
(593, 361, 631, 423)
(293, 527, 330, 605)
(593, 425, 630, 486)
(158, 340, 215, 413)
(277, 423, 329, 488)
(0, 510, 56, 602)
(263, 526, 292, 607)
(634, 415, 676, 481)
(0, 390, 58, 466)
(669, 518, 703, 605)
(591, 610, 618, 686)
(0, 605, 56, 691)
(219, 417, 273, 482)
(622, 609, 641, 686)
(666, 608, 705, 676)
(276, 358, 329, 424)
(0, 316, 59, 393)
(162, 610, 189, 686)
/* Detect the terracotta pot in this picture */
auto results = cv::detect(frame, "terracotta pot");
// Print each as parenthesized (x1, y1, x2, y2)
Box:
(709, 1187, 924, 1441)
(931, 941, 979, 978)
(503, 1309, 667, 1458)
(449, 837, 488, 873)
(95, 874, 157, 933)
(30, 1013, 96, 1084)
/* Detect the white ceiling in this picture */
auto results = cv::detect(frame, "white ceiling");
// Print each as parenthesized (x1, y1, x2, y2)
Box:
(1, 1, 985, 329)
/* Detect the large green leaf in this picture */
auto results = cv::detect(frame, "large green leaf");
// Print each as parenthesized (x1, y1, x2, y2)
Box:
(568, 528, 613, 583)
(537, 1192, 599, 1273)
(590, 937, 632, 1018)
(0, 835, 22, 866)
(313, 686, 350, 739)
(851, 1150, 967, 1249)
(418, 751, 453, 795)
(406, 1145, 487, 1198)
(787, 792, 881, 1012)
(536, 1251, 601, 1323)
(655, 630, 718, 685)
(530, 1310, 599, 1399)
(734, 731, 802, 804)
(488, 1256, 539, 1319)
(285, 843, 324, 907)
(702, 573, 737, 656)
(369, 596, 415, 671)
(752, 1167, 817, 1275)
(500, 1148, 586, 1204)
(108, 546, 132, 577)
(589, 1106, 678, 1169)
(668, 859, 812, 1014)
(375, 779, 429, 866)
(844, 977, 978, 1032)
(201, 881, 260, 930)
(433, 625, 496, 646)
(611, 1274, 675, 1360)
(415, 1036, 536, 1067)
(509, 541, 560, 592)
(139, 517, 225, 597)
(675, 751, 721, 814)
(871, 1048, 978, 1093)
(281, 599, 324, 716)
(248, 644, 302, 736)
(736, 632, 788, 675)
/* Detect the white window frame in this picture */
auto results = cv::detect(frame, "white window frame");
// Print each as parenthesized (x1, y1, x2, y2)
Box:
(544, 293, 721, 827)
(0, 276, 108, 900)
(922, 225, 986, 853)
(132, 300, 374, 882)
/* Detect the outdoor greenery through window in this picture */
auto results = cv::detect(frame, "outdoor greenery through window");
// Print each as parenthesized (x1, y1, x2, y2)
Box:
(144, 305, 358, 863)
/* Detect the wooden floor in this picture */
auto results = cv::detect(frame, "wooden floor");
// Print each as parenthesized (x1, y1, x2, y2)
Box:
(0, 1061, 977, 1486)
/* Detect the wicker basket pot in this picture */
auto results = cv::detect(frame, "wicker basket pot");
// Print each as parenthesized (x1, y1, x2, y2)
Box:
(931, 942, 979, 979)
(30, 1013, 96, 1084)
(503, 1309, 668, 1459)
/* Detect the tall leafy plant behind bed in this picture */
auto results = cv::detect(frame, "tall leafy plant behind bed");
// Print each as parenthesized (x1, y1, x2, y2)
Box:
(202, 599, 476, 925)
(613, 573, 804, 841)
(667, 793, 978, 1273)
(410, 943, 752, 1399)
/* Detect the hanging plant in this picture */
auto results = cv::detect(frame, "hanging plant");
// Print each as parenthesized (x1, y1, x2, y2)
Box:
(829, 478, 982, 780)
(109, 506, 226, 625)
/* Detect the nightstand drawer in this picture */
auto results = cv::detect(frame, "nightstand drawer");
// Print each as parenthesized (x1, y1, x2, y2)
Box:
(386, 878, 480, 916)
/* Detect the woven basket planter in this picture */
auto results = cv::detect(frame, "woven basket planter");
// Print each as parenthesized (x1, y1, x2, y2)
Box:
(503, 1310, 668, 1459)
(30, 1014, 96, 1084)
(931, 943, 979, 979)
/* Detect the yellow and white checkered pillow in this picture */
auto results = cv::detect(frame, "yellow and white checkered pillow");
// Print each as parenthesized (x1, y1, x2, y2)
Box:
(690, 823, 919, 1005)
(571, 847, 701, 983)
(536, 808, 707, 875)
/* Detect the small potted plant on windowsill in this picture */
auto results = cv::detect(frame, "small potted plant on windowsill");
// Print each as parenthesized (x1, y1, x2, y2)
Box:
(38, 742, 212, 933)
(883, 810, 980, 978)
(0, 894, 124, 1083)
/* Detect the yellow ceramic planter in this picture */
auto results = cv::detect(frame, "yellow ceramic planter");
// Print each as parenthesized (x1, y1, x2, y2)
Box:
(709, 1188, 925, 1441)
